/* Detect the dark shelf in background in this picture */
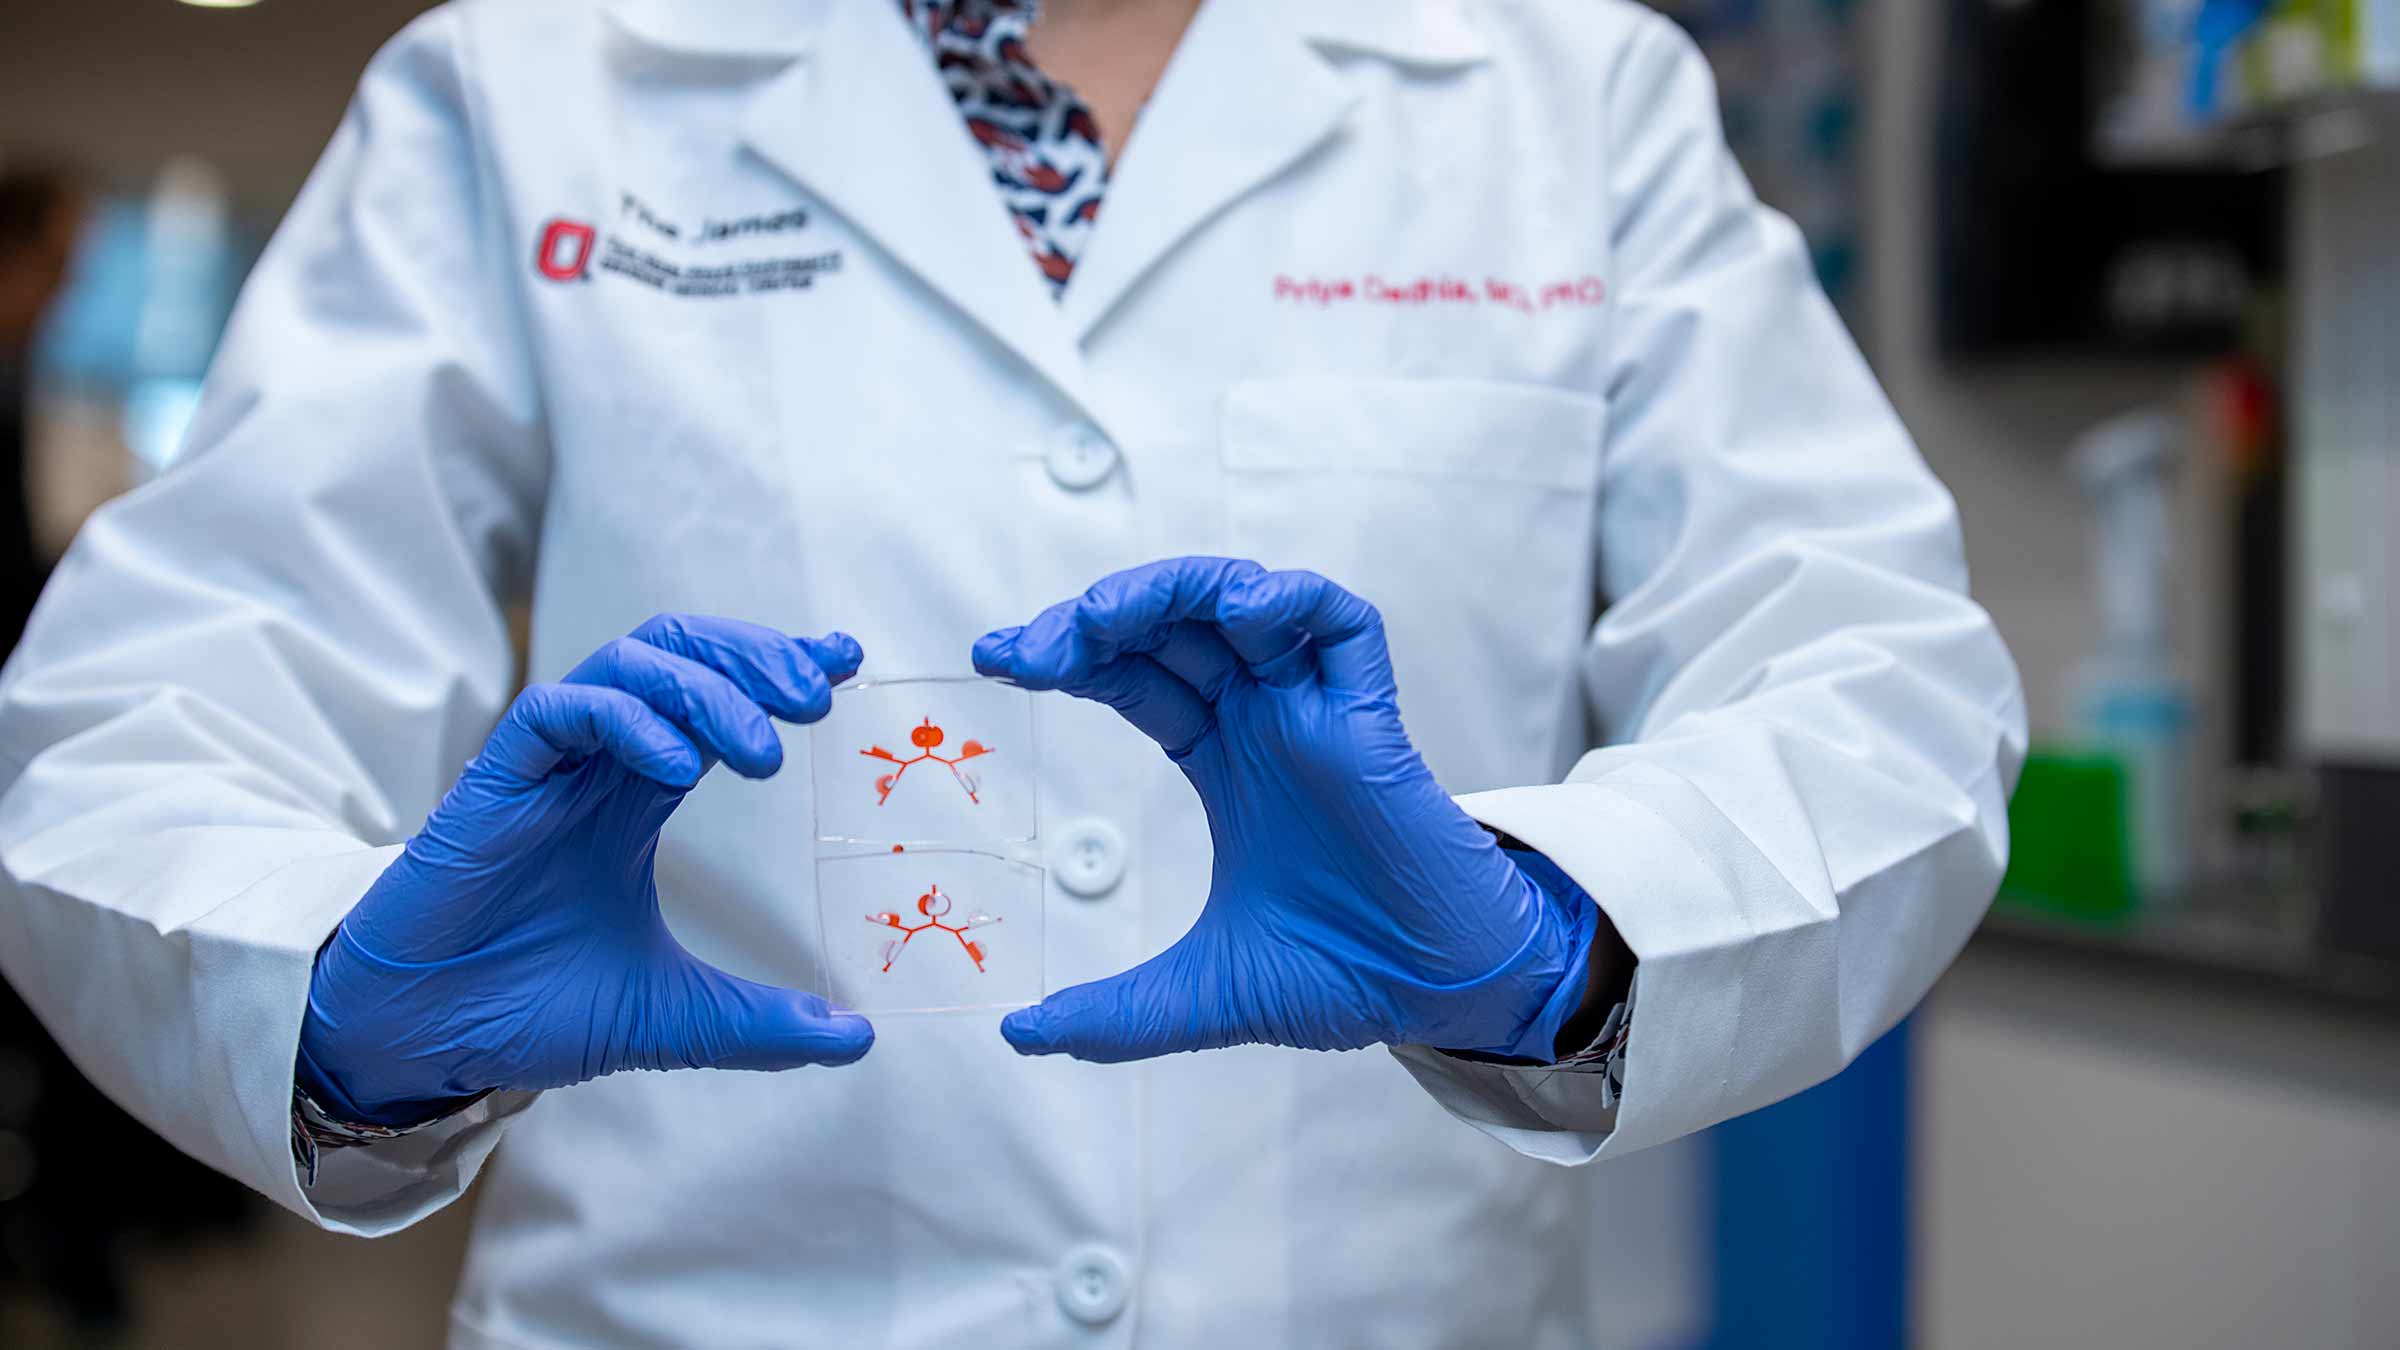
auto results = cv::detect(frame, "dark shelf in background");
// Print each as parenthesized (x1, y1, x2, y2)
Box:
(1935, 0, 2284, 360)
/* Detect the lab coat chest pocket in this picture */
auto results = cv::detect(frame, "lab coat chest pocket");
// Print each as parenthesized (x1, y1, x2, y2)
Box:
(1218, 378, 1606, 793)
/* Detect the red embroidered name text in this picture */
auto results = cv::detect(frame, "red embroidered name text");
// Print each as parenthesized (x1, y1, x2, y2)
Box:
(1273, 274, 1606, 313)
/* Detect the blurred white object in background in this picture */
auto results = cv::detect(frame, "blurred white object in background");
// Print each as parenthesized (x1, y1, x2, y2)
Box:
(2094, 0, 2222, 162)
(2072, 407, 2195, 899)
(2076, 409, 2180, 667)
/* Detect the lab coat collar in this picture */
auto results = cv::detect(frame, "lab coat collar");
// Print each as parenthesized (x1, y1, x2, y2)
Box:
(599, 0, 821, 59)
(734, 0, 1104, 427)
(1057, 1, 1358, 343)
(1296, 5, 1493, 69)
(598, 2, 1493, 68)
(1057, 2, 1490, 342)
(613, 1, 1494, 408)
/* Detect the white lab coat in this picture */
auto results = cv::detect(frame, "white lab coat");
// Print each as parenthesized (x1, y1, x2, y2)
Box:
(0, 1, 2025, 1345)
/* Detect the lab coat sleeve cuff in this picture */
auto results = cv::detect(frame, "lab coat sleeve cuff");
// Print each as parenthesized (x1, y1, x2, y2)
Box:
(191, 844, 530, 1236)
(1391, 777, 1769, 1165)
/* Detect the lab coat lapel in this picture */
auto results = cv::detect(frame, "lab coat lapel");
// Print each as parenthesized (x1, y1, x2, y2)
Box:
(1058, 4, 1357, 344)
(736, 0, 1096, 416)
(1058, 2, 1492, 344)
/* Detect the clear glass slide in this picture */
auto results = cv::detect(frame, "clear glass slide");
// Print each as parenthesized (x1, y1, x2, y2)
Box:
(810, 677, 1043, 1014)
(811, 676, 1036, 846)
(814, 846, 1044, 1015)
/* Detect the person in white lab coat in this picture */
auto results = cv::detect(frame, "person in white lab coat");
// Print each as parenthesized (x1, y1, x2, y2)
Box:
(0, 1, 2026, 1345)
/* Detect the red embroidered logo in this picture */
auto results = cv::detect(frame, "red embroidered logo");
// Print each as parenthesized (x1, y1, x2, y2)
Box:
(534, 219, 598, 282)
(1274, 273, 1607, 314)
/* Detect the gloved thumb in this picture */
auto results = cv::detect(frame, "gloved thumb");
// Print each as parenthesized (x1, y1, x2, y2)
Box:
(654, 959, 876, 1071)
(999, 939, 1217, 1063)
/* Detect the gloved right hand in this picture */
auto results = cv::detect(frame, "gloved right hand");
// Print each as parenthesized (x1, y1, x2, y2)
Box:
(296, 614, 875, 1128)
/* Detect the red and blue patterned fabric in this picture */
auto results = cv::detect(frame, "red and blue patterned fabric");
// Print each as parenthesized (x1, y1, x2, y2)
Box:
(901, 0, 1111, 297)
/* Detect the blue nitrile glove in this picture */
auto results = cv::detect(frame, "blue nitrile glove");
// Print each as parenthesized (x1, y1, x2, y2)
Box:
(297, 615, 876, 1127)
(973, 558, 1598, 1062)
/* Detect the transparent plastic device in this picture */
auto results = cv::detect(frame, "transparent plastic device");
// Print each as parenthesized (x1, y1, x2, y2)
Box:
(813, 675, 1036, 845)
(811, 677, 1041, 1014)
(815, 847, 1044, 1014)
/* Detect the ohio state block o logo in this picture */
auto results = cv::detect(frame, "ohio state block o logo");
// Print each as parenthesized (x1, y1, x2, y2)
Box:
(535, 219, 596, 281)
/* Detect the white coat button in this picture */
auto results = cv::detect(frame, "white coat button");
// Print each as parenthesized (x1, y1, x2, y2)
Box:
(1056, 1244, 1130, 1326)
(1046, 425, 1118, 491)
(1054, 818, 1127, 899)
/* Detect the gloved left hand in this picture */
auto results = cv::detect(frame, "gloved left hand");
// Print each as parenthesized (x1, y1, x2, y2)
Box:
(973, 557, 1598, 1062)
(297, 615, 874, 1128)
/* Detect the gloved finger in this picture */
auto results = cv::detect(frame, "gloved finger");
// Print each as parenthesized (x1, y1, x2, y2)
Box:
(480, 682, 704, 788)
(972, 593, 1089, 690)
(976, 557, 1260, 692)
(1066, 557, 1267, 668)
(1145, 620, 1244, 701)
(628, 612, 861, 723)
(999, 937, 1220, 1062)
(566, 637, 784, 779)
(1065, 578, 1250, 702)
(978, 618, 1214, 757)
(1218, 569, 1394, 692)
(655, 958, 876, 1071)
(1080, 654, 1216, 757)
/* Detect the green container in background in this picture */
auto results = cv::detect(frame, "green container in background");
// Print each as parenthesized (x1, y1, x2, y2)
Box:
(1996, 748, 2137, 925)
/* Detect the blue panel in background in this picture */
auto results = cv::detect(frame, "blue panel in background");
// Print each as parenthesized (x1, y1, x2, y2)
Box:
(35, 199, 154, 388)
(1706, 1017, 1911, 1350)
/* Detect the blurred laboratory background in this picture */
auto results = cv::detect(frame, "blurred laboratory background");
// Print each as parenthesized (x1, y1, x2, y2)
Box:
(1, 1, 2395, 1347)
